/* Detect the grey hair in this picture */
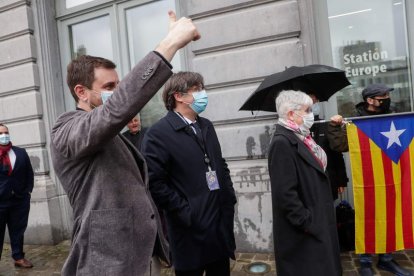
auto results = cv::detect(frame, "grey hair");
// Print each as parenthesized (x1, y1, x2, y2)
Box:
(276, 90, 313, 119)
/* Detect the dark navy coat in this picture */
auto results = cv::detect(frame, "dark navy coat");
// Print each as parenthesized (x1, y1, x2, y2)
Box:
(268, 125, 342, 276)
(0, 146, 34, 200)
(142, 111, 236, 270)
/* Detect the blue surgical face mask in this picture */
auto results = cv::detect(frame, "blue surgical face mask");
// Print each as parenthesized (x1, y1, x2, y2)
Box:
(101, 91, 113, 104)
(0, 134, 10, 145)
(190, 90, 208, 114)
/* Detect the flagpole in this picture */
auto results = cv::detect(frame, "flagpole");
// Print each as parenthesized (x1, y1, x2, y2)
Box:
(313, 111, 414, 124)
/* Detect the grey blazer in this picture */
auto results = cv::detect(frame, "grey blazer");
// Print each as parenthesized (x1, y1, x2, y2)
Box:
(50, 52, 171, 276)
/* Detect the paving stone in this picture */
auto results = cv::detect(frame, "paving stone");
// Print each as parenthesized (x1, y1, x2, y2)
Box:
(342, 261, 355, 270)
(1, 242, 414, 275)
(253, 253, 269, 261)
(392, 253, 409, 260)
(238, 253, 256, 262)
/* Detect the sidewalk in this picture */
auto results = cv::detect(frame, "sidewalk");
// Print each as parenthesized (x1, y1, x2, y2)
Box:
(1, 241, 414, 275)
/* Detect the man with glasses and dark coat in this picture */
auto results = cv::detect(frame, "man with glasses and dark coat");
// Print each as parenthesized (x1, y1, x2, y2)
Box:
(142, 72, 237, 276)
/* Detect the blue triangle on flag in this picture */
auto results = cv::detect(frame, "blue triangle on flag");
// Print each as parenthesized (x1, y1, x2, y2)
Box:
(353, 114, 414, 163)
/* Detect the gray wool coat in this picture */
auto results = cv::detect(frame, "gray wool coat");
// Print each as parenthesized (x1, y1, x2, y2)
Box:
(50, 52, 171, 276)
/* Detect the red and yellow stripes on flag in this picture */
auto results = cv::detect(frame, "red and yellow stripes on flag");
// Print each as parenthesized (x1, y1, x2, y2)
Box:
(347, 122, 414, 254)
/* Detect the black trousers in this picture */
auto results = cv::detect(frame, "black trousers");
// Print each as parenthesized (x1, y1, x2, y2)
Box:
(0, 195, 30, 260)
(175, 258, 230, 276)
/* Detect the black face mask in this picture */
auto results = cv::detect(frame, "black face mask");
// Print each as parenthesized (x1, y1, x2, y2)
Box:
(377, 98, 391, 113)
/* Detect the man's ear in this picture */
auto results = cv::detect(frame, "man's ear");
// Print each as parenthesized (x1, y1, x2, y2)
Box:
(74, 85, 87, 102)
(366, 98, 374, 105)
(173, 92, 181, 102)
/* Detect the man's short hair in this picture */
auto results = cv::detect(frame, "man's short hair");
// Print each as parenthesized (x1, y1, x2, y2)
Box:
(67, 55, 116, 102)
(162, 72, 204, 111)
(0, 123, 8, 130)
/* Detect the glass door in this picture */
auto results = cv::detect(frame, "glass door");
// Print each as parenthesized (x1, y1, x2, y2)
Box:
(118, 0, 181, 127)
(57, 7, 118, 111)
(325, 0, 412, 117)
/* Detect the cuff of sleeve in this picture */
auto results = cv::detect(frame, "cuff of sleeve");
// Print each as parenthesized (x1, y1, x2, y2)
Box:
(153, 51, 173, 69)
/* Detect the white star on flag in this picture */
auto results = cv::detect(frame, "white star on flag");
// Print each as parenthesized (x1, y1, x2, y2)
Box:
(380, 121, 406, 149)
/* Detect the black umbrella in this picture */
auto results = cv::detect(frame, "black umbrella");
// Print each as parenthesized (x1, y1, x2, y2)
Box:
(239, 64, 351, 112)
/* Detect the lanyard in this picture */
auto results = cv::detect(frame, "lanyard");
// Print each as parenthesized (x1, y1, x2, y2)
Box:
(175, 112, 211, 169)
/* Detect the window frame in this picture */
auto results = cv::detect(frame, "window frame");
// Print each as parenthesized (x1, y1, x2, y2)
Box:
(57, 6, 120, 111)
(312, 0, 414, 118)
(55, 0, 181, 112)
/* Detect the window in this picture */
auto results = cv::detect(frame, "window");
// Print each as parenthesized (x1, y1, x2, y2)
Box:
(70, 16, 113, 59)
(320, 0, 412, 117)
(57, 0, 180, 126)
(121, 0, 181, 126)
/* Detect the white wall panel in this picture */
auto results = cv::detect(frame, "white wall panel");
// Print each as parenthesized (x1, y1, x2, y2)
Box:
(0, 63, 39, 94)
(0, 34, 36, 66)
(0, 5, 33, 38)
(0, 91, 42, 120)
(193, 39, 304, 87)
(192, 1, 300, 52)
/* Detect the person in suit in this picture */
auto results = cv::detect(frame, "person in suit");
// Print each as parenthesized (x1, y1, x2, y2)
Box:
(50, 11, 200, 276)
(122, 114, 147, 151)
(268, 90, 342, 276)
(0, 123, 34, 268)
(142, 72, 237, 276)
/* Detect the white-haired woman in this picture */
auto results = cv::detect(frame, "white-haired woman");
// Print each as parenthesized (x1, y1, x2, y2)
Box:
(269, 90, 342, 276)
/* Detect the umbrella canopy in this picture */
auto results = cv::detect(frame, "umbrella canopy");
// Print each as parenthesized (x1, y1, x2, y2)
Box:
(239, 64, 351, 112)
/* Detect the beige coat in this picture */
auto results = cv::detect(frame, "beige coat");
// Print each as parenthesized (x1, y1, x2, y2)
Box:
(50, 52, 171, 276)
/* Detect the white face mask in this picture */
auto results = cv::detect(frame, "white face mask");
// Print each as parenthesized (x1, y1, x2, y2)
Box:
(0, 134, 10, 145)
(294, 111, 314, 136)
(301, 112, 315, 130)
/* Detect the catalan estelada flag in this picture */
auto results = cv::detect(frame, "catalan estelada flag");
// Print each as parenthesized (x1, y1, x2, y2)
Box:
(347, 113, 414, 254)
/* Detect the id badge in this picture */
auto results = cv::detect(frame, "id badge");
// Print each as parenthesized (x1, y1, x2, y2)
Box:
(206, 171, 220, 191)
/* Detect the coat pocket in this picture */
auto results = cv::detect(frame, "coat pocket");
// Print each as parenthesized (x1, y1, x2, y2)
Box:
(90, 208, 133, 272)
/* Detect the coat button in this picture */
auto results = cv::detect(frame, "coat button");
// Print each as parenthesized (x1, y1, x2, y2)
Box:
(151, 214, 155, 219)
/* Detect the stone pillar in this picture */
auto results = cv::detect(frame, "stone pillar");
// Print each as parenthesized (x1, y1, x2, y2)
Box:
(0, 0, 71, 245)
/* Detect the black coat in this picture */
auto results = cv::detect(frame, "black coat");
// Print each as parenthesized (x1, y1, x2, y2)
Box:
(121, 128, 147, 151)
(268, 125, 342, 276)
(0, 146, 34, 200)
(311, 122, 348, 200)
(142, 111, 237, 270)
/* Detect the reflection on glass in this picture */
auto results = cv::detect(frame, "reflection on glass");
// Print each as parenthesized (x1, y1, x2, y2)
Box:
(70, 16, 113, 60)
(125, 0, 179, 127)
(66, 0, 95, 9)
(327, 0, 411, 116)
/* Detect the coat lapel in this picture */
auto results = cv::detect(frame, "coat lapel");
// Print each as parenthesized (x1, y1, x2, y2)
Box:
(297, 141, 326, 176)
(165, 111, 189, 132)
(276, 125, 326, 176)
(197, 116, 210, 142)
(10, 147, 21, 174)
